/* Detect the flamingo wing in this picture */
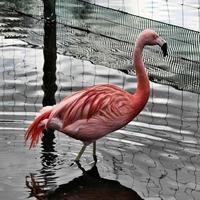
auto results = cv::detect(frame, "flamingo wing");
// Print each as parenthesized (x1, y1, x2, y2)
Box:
(47, 84, 133, 142)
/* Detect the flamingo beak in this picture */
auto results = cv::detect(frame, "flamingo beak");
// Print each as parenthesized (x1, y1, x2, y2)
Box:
(157, 37, 168, 57)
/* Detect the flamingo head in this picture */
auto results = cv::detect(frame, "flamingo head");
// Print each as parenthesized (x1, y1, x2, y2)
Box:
(139, 29, 168, 57)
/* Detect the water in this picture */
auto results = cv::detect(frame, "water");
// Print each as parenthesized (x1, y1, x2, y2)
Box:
(0, 1, 200, 200)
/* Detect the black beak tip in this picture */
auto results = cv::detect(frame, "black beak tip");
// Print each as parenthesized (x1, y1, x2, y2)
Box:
(161, 43, 168, 57)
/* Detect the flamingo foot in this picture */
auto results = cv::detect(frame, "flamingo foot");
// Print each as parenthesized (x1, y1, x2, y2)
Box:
(70, 160, 85, 173)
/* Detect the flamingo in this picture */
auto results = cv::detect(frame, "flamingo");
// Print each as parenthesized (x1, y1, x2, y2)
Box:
(25, 29, 167, 163)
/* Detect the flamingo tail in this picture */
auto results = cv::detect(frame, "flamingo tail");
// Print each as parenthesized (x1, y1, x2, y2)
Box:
(25, 108, 52, 149)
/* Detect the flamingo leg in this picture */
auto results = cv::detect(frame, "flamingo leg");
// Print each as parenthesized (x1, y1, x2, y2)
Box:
(75, 144, 87, 162)
(93, 142, 97, 163)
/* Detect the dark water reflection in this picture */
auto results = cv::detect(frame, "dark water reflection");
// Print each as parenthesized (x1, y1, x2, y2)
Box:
(26, 165, 143, 200)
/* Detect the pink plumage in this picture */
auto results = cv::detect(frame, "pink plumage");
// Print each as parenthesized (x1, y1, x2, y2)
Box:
(25, 29, 167, 162)
(25, 85, 136, 145)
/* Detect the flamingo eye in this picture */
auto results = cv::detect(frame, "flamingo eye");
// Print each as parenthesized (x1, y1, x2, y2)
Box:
(153, 35, 158, 39)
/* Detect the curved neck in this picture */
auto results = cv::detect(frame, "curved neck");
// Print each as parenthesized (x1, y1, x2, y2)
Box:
(133, 39, 150, 101)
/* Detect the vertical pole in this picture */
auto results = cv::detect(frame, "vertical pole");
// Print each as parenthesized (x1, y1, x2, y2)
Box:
(42, 0, 57, 107)
(41, 0, 57, 154)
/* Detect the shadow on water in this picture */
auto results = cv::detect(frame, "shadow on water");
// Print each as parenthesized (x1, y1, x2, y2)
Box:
(26, 165, 144, 200)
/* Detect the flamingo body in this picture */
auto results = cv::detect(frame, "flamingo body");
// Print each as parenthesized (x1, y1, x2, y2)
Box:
(25, 29, 167, 162)
(26, 84, 147, 148)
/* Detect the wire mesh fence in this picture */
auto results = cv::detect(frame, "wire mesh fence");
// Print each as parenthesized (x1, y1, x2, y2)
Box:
(3, 0, 199, 93)
(91, 0, 200, 32)
(0, 1, 200, 200)
(56, 0, 200, 94)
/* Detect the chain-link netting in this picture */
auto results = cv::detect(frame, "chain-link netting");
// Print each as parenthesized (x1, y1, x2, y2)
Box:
(5, 0, 199, 93)
(55, 0, 200, 93)
(0, 1, 200, 200)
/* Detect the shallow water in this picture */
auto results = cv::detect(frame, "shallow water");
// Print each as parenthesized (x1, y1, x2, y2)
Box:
(0, 1, 200, 200)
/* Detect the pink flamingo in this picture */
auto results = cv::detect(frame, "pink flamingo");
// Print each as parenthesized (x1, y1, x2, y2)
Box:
(25, 29, 167, 163)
